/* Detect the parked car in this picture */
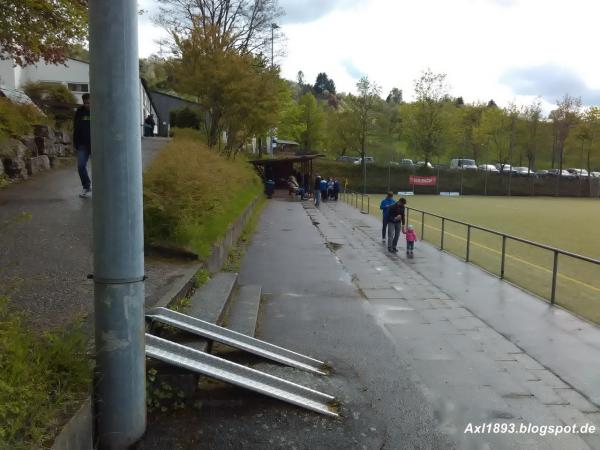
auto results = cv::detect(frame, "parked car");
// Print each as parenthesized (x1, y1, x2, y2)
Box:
(566, 168, 589, 178)
(513, 167, 534, 176)
(546, 169, 575, 179)
(478, 164, 499, 173)
(353, 156, 375, 165)
(415, 161, 433, 168)
(336, 155, 360, 163)
(495, 163, 515, 174)
(450, 158, 477, 170)
(535, 169, 549, 177)
(389, 161, 400, 166)
(591, 171, 600, 178)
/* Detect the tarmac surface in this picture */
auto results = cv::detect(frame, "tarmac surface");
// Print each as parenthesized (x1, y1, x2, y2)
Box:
(139, 195, 600, 449)
(0, 137, 183, 329)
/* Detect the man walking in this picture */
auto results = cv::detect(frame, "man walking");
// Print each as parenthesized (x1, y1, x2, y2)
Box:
(73, 93, 91, 198)
(379, 192, 395, 241)
(386, 197, 406, 253)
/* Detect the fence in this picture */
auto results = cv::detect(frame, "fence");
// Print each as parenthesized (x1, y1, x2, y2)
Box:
(340, 191, 600, 324)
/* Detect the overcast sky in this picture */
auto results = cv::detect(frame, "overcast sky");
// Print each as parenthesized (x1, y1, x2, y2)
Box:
(138, 0, 600, 113)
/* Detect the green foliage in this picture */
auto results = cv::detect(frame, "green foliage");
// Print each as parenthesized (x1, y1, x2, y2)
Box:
(194, 269, 210, 288)
(223, 197, 267, 272)
(0, 297, 91, 448)
(0, 0, 88, 66)
(170, 107, 201, 129)
(169, 27, 286, 151)
(23, 82, 77, 127)
(143, 130, 263, 257)
(298, 93, 325, 151)
(0, 97, 48, 139)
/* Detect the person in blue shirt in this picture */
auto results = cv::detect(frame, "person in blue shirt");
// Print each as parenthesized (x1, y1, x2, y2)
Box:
(320, 177, 328, 202)
(379, 191, 395, 241)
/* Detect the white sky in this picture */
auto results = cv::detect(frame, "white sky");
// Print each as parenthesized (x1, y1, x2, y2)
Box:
(137, 0, 600, 113)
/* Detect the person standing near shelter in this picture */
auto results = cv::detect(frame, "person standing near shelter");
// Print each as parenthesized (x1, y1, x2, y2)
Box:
(386, 197, 407, 252)
(320, 177, 328, 203)
(144, 114, 155, 137)
(379, 192, 395, 241)
(73, 93, 92, 198)
(314, 175, 322, 207)
(333, 178, 340, 201)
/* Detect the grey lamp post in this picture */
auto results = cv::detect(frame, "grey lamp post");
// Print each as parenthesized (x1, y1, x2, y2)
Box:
(268, 23, 279, 157)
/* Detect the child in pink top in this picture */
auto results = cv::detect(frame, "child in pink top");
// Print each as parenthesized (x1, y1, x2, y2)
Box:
(405, 224, 417, 255)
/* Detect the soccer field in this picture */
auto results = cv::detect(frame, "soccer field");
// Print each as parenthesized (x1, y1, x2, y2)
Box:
(360, 195, 600, 324)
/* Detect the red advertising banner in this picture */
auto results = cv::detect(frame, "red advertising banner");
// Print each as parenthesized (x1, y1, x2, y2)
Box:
(409, 175, 437, 186)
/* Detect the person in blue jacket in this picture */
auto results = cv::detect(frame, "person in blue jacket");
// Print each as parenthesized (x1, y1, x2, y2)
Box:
(320, 177, 328, 202)
(379, 191, 395, 241)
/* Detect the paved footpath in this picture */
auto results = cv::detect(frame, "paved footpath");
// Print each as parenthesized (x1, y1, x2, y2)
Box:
(0, 138, 193, 330)
(310, 199, 600, 449)
(141, 195, 600, 449)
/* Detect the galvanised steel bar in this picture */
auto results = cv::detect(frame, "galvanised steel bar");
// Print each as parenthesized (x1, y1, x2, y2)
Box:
(89, 1, 146, 447)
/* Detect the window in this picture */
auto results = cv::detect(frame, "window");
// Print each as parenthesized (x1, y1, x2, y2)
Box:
(68, 83, 89, 93)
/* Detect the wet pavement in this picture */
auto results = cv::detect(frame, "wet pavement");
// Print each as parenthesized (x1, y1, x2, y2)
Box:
(0, 138, 180, 329)
(140, 195, 600, 449)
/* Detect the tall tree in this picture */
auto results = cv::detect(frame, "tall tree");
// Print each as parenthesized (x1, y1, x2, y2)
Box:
(386, 88, 403, 105)
(0, 0, 88, 66)
(156, 0, 283, 55)
(298, 92, 324, 151)
(407, 69, 448, 164)
(314, 72, 336, 95)
(522, 99, 542, 172)
(552, 94, 581, 193)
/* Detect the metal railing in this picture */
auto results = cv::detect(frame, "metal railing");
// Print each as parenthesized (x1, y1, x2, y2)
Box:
(404, 206, 600, 305)
(340, 190, 370, 214)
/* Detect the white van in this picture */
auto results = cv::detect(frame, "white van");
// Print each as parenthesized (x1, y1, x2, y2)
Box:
(450, 158, 477, 170)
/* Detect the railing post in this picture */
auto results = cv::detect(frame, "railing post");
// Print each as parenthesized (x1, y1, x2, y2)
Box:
(551, 251, 559, 305)
(361, 194, 364, 211)
(421, 211, 425, 240)
(406, 208, 410, 227)
(367, 196, 370, 213)
(500, 235, 507, 279)
(466, 225, 471, 262)
(440, 218, 445, 250)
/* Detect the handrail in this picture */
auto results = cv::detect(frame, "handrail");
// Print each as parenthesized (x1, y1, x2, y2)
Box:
(406, 206, 600, 266)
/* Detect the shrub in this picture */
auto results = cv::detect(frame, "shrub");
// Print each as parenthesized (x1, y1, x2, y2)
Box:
(170, 107, 201, 129)
(0, 97, 48, 139)
(23, 82, 77, 127)
(143, 129, 263, 256)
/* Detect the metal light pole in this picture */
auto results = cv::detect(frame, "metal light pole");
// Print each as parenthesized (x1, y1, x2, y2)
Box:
(89, 1, 146, 448)
(268, 23, 279, 158)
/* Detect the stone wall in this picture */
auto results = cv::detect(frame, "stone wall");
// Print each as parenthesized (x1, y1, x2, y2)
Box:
(0, 125, 74, 180)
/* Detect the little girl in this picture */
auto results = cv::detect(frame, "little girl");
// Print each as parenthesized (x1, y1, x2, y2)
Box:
(404, 224, 417, 256)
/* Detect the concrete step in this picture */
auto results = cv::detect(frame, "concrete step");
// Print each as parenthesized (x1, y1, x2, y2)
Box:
(187, 272, 238, 325)
(224, 285, 262, 337)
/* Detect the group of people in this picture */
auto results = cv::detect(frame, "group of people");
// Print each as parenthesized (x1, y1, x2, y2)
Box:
(379, 192, 417, 255)
(313, 175, 340, 207)
(287, 175, 308, 199)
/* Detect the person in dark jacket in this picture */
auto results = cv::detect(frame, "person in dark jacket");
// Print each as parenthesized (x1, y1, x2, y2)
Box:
(73, 93, 91, 198)
(144, 114, 155, 137)
(332, 178, 340, 201)
(386, 197, 406, 252)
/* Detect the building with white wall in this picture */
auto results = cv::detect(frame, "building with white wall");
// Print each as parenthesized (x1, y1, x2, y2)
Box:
(0, 56, 158, 134)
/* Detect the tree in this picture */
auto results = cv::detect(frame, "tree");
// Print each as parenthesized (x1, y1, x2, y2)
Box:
(169, 27, 285, 151)
(386, 88, 403, 105)
(0, 0, 88, 66)
(156, 0, 282, 55)
(487, 99, 498, 108)
(347, 76, 381, 195)
(297, 93, 324, 151)
(407, 69, 448, 164)
(473, 106, 510, 168)
(522, 99, 542, 172)
(314, 72, 336, 95)
(552, 94, 581, 193)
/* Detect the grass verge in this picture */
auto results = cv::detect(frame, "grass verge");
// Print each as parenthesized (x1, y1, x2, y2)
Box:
(143, 129, 263, 258)
(0, 297, 91, 449)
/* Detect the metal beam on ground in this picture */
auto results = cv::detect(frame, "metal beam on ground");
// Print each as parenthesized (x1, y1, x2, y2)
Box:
(146, 307, 328, 375)
(145, 334, 339, 417)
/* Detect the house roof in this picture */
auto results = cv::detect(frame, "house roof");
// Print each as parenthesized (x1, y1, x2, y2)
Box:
(275, 140, 299, 146)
